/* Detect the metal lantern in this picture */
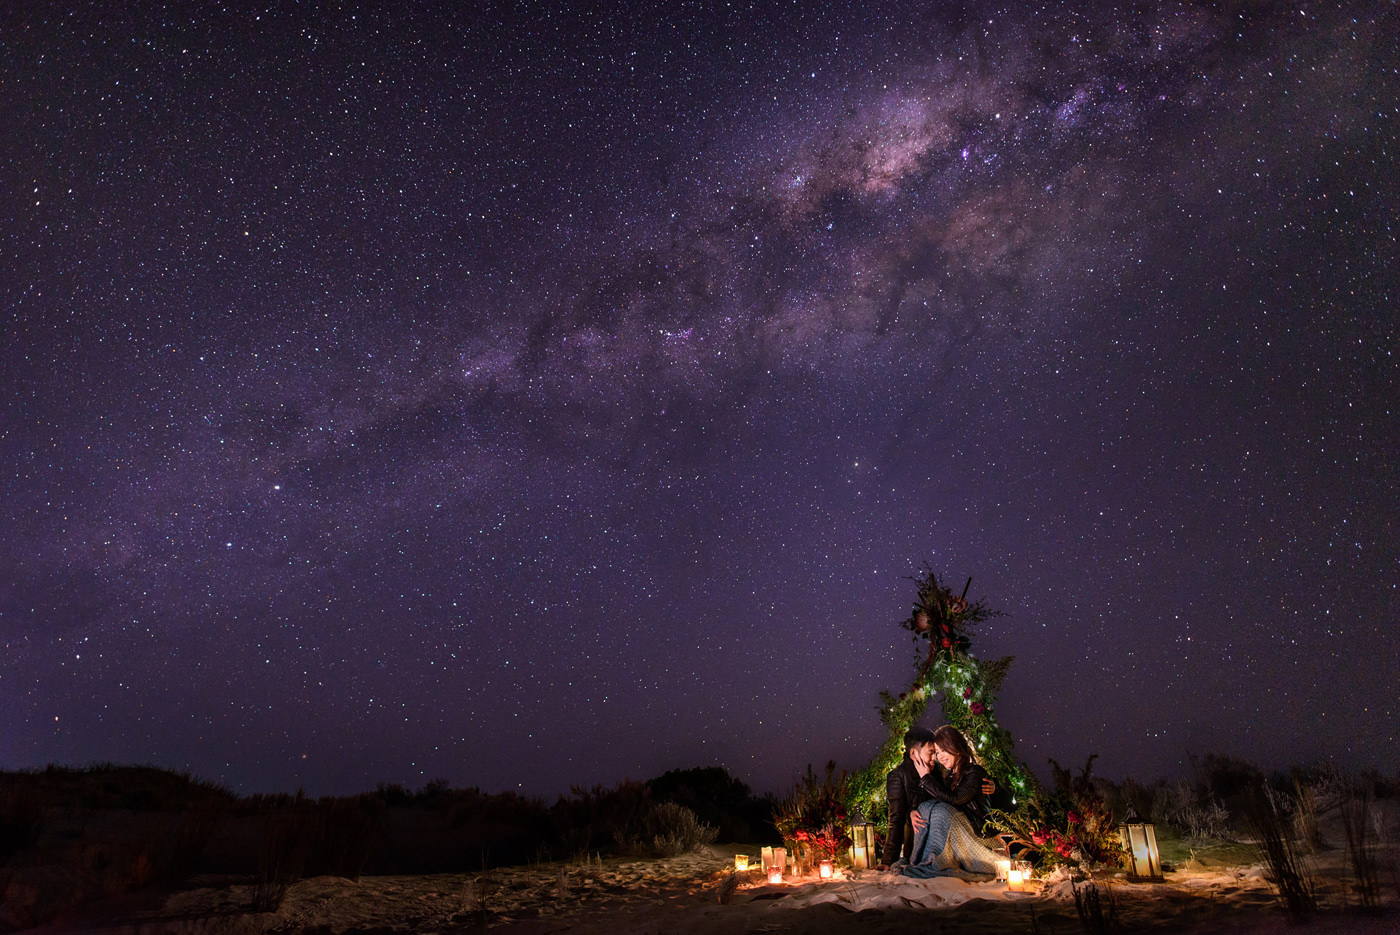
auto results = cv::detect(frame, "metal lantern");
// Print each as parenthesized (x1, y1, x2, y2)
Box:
(1119, 805, 1164, 882)
(849, 819, 879, 869)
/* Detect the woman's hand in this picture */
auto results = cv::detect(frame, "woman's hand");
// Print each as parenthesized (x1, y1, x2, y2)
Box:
(910, 808, 928, 831)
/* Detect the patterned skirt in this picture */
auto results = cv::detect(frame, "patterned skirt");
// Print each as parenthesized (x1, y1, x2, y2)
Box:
(901, 800, 1002, 878)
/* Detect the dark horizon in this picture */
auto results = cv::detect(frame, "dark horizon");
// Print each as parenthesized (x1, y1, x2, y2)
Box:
(3, 0, 1396, 801)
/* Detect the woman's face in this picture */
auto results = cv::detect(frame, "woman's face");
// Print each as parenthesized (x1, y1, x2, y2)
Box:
(934, 745, 958, 770)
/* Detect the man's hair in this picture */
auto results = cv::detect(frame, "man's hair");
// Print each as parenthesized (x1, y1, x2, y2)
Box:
(903, 726, 937, 751)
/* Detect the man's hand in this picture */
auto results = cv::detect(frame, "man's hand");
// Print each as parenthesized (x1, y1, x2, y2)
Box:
(981, 777, 996, 796)
(910, 809, 928, 831)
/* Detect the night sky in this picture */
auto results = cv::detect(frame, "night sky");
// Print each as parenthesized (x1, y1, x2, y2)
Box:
(3, 1, 1396, 800)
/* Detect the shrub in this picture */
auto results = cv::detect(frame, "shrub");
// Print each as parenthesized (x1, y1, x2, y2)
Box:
(1150, 777, 1232, 842)
(648, 802, 717, 857)
(646, 767, 763, 841)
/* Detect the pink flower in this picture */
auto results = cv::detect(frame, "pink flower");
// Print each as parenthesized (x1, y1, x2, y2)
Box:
(1031, 829, 1050, 846)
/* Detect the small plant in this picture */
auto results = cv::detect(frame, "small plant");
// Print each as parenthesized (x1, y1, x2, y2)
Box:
(716, 870, 740, 904)
(1290, 778, 1323, 851)
(168, 801, 223, 880)
(1339, 782, 1380, 910)
(252, 812, 312, 912)
(1072, 879, 1119, 933)
(1242, 783, 1315, 918)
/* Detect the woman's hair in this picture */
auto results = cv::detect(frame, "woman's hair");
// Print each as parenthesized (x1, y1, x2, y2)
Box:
(930, 725, 976, 784)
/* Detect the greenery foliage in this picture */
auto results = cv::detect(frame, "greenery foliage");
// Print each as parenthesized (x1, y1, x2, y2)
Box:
(987, 755, 1124, 872)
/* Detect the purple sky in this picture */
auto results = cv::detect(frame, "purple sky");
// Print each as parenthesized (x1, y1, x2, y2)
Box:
(3, 0, 1396, 798)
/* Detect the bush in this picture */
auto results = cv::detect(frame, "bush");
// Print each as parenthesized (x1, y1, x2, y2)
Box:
(612, 801, 717, 857)
(646, 767, 765, 842)
(1150, 777, 1232, 842)
(647, 802, 718, 857)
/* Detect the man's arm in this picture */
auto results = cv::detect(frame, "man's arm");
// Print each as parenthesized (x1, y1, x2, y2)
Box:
(882, 767, 909, 865)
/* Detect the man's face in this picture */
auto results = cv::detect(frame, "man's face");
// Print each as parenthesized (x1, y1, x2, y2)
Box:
(913, 742, 936, 768)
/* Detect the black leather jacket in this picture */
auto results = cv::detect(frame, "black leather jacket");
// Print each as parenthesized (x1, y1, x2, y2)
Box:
(882, 758, 930, 864)
(920, 762, 990, 833)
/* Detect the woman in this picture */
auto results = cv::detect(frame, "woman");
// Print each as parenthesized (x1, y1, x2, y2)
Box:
(901, 725, 1004, 878)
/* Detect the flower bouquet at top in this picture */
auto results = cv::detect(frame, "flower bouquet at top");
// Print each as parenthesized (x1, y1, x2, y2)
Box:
(902, 565, 1001, 665)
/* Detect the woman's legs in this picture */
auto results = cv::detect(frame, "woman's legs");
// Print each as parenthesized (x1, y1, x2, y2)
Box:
(908, 801, 956, 865)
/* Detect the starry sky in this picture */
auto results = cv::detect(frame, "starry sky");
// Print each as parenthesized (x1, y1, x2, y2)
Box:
(3, 0, 1397, 799)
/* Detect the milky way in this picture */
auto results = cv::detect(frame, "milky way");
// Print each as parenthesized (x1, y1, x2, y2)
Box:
(3, 0, 1396, 797)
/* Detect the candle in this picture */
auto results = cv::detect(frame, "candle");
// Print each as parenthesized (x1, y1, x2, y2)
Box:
(995, 859, 1011, 881)
(818, 860, 834, 879)
(767, 869, 783, 885)
(734, 855, 749, 871)
(1007, 869, 1024, 888)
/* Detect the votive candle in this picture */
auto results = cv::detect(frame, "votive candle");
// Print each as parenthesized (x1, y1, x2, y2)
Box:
(767, 869, 783, 885)
(735, 855, 749, 871)
(818, 859, 833, 879)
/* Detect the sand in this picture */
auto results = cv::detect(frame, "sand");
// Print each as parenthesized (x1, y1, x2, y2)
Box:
(43, 840, 1397, 935)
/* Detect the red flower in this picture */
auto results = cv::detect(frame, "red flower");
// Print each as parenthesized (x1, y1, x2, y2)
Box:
(1066, 811, 1083, 825)
(941, 638, 951, 648)
(1031, 829, 1049, 846)
(970, 702, 985, 715)
(962, 687, 973, 699)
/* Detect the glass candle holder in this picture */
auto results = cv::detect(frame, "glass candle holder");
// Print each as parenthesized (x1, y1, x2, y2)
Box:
(818, 859, 834, 879)
(734, 855, 749, 871)
(767, 869, 783, 885)
(995, 859, 1011, 881)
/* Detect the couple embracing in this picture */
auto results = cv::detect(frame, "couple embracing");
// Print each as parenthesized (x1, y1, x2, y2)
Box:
(880, 724, 1004, 878)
